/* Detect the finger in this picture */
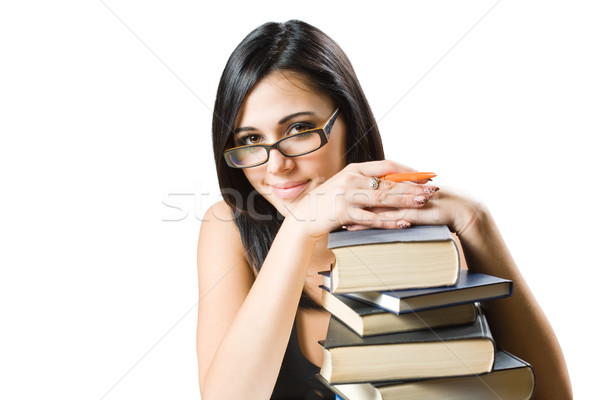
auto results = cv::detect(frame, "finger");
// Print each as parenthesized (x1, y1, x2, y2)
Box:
(376, 179, 439, 196)
(367, 209, 414, 228)
(349, 160, 418, 178)
(355, 189, 432, 209)
(380, 200, 448, 227)
(413, 178, 434, 185)
(346, 209, 413, 230)
(345, 224, 369, 231)
(346, 218, 412, 231)
(358, 177, 439, 207)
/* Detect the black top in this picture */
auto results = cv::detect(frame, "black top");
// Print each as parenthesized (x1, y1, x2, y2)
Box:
(271, 322, 336, 400)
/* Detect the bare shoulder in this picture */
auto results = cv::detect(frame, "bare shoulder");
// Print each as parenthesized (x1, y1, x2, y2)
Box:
(196, 201, 254, 306)
(197, 200, 252, 285)
(198, 201, 243, 250)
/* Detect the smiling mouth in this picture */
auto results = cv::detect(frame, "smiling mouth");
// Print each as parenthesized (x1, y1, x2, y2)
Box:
(270, 181, 310, 199)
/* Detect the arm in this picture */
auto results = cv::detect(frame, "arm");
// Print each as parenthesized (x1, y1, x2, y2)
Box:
(389, 188, 572, 399)
(197, 161, 436, 399)
(196, 201, 319, 400)
(457, 204, 572, 400)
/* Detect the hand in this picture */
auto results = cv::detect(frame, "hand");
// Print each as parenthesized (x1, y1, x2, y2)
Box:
(286, 160, 440, 238)
(347, 185, 486, 237)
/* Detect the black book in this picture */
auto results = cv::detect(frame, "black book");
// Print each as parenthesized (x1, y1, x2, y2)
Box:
(322, 269, 512, 314)
(319, 306, 495, 384)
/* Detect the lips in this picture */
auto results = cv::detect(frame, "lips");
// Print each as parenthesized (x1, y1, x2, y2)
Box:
(270, 180, 310, 199)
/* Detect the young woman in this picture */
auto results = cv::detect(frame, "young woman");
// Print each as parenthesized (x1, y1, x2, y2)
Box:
(196, 20, 571, 400)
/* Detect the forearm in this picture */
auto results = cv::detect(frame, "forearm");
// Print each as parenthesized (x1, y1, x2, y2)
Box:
(201, 217, 318, 400)
(459, 208, 572, 400)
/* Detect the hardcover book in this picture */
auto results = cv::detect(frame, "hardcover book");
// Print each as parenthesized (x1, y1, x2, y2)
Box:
(327, 226, 460, 292)
(321, 269, 512, 314)
(319, 307, 495, 384)
(319, 350, 535, 400)
(321, 287, 477, 336)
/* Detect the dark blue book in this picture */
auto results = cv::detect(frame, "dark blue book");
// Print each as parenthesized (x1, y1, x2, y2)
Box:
(321, 269, 512, 314)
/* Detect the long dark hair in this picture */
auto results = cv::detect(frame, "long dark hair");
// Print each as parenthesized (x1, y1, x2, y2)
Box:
(211, 20, 385, 308)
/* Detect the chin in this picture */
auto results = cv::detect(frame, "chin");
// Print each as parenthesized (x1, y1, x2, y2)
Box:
(264, 191, 308, 219)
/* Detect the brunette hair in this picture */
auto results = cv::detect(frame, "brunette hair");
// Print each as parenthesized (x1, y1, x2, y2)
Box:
(211, 20, 384, 307)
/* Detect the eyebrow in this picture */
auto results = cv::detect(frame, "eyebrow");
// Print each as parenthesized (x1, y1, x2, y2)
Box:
(233, 111, 316, 135)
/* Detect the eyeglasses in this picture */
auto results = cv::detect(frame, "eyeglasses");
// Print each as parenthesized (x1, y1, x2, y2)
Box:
(223, 108, 340, 169)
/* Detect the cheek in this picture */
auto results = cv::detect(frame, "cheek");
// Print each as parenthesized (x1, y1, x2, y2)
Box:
(326, 132, 348, 171)
(242, 168, 265, 190)
(328, 121, 347, 169)
(327, 147, 346, 168)
(307, 145, 346, 180)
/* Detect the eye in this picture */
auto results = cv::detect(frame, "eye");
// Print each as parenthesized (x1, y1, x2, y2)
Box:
(237, 133, 264, 146)
(288, 123, 314, 135)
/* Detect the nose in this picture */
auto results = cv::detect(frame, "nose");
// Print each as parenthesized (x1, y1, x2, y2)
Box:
(266, 148, 293, 174)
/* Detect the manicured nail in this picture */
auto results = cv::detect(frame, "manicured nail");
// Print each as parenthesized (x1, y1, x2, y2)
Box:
(414, 195, 428, 204)
(424, 186, 440, 195)
(397, 221, 411, 229)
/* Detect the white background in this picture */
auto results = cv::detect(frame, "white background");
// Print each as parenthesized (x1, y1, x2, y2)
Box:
(1, 1, 598, 398)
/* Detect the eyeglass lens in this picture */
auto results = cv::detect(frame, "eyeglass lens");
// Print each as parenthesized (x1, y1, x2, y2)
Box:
(227, 130, 323, 167)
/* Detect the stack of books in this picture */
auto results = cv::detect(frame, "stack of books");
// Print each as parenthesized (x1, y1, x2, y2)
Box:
(317, 225, 536, 400)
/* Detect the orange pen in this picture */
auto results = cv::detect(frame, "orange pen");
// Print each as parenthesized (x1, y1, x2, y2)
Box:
(380, 172, 437, 182)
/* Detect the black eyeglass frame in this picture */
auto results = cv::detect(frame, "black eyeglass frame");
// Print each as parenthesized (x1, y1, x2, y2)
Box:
(223, 108, 340, 169)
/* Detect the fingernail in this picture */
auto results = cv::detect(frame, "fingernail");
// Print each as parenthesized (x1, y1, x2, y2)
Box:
(397, 221, 411, 229)
(424, 186, 440, 195)
(414, 195, 429, 204)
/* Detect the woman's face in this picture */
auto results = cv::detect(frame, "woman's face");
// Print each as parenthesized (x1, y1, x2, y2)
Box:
(234, 70, 347, 216)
